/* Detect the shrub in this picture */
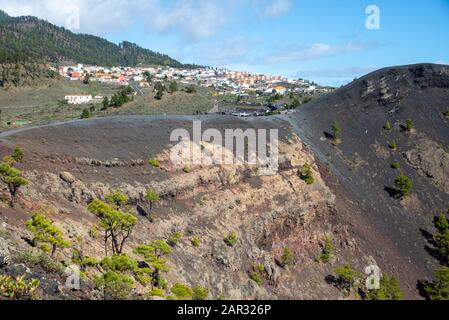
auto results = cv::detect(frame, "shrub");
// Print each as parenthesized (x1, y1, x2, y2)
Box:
(422, 267, 449, 300)
(403, 118, 414, 132)
(145, 190, 160, 211)
(183, 165, 191, 173)
(16, 251, 65, 274)
(89, 225, 99, 239)
(105, 192, 128, 207)
(80, 108, 92, 119)
(191, 236, 201, 247)
(185, 85, 197, 94)
(331, 120, 341, 143)
(81, 257, 99, 268)
(147, 159, 161, 168)
(167, 231, 182, 247)
(12, 146, 24, 162)
(388, 140, 397, 150)
(26, 212, 70, 258)
(366, 274, 403, 300)
(134, 240, 172, 289)
(444, 110, 449, 118)
(192, 286, 209, 300)
(171, 283, 193, 300)
(0, 274, 40, 300)
(334, 265, 363, 295)
(394, 172, 413, 199)
(250, 271, 262, 286)
(384, 121, 392, 131)
(319, 237, 333, 263)
(100, 254, 138, 273)
(300, 163, 314, 185)
(281, 246, 294, 268)
(223, 232, 238, 247)
(391, 161, 401, 170)
(433, 211, 449, 266)
(147, 288, 166, 298)
(95, 271, 134, 300)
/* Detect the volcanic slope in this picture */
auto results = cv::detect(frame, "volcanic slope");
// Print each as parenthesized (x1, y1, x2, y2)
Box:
(284, 63, 449, 295)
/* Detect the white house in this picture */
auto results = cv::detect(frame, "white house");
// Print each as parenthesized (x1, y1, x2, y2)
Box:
(65, 94, 93, 105)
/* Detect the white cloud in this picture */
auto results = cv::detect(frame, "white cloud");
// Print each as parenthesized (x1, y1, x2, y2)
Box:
(0, 0, 232, 40)
(260, 0, 292, 18)
(435, 60, 449, 65)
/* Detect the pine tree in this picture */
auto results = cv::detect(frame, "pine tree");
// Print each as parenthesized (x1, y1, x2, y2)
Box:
(26, 212, 70, 257)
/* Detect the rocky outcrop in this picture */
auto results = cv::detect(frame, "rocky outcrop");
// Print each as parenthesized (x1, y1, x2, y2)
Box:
(404, 139, 449, 194)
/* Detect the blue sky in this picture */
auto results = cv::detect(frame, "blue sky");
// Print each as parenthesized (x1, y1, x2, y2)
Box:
(1, 0, 449, 86)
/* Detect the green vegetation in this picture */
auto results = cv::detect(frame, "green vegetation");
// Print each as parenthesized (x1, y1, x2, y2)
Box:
(182, 165, 191, 173)
(100, 254, 138, 273)
(0, 11, 185, 67)
(87, 199, 137, 255)
(433, 211, 449, 266)
(167, 231, 182, 247)
(394, 172, 413, 199)
(185, 85, 197, 94)
(80, 108, 92, 119)
(16, 250, 65, 274)
(366, 274, 403, 300)
(134, 240, 172, 289)
(147, 288, 166, 298)
(224, 232, 238, 247)
(388, 140, 397, 150)
(403, 118, 414, 132)
(192, 286, 209, 300)
(319, 237, 333, 263)
(384, 121, 392, 131)
(419, 209, 449, 300)
(250, 271, 262, 286)
(95, 270, 134, 300)
(191, 236, 202, 247)
(334, 265, 363, 295)
(111, 86, 134, 108)
(422, 267, 449, 300)
(147, 159, 161, 168)
(105, 192, 128, 207)
(171, 283, 193, 300)
(299, 163, 315, 185)
(12, 146, 24, 163)
(0, 161, 28, 207)
(169, 81, 178, 93)
(0, 274, 40, 300)
(331, 119, 341, 144)
(391, 161, 401, 170)
(444, 110, 449, 118)
(145, 189, 160, 211)
(281, 246, 294, 269)
(26, 212, 70, 257)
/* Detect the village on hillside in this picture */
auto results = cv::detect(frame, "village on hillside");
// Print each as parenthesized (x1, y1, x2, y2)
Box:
(58, 64, 332, 107)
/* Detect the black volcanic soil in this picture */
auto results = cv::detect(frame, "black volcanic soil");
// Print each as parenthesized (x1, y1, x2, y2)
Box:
(282, 63, 449, 297)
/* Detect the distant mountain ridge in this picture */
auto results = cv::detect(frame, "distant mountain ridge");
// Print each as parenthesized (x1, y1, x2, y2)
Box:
(0, 10, 190, 68)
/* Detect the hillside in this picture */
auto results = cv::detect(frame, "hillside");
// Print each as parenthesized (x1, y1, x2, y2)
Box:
(0, 64, 447, 300)
(284, 63, 449, 295)
(0, 10, 184, 67)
